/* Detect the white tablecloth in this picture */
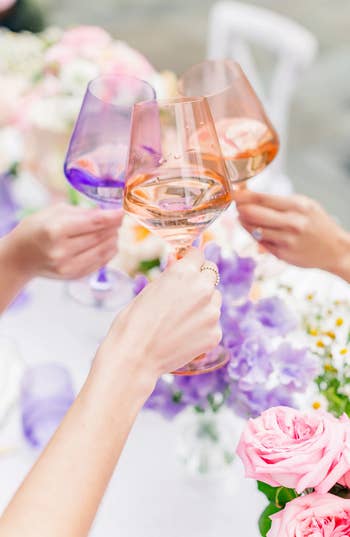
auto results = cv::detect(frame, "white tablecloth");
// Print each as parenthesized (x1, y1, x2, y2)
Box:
(0, 278, 266, 537)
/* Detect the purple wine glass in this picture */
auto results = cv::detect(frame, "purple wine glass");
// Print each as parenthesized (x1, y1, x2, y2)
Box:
(64, 75, 156, 310)
(21, 363, 75, 449)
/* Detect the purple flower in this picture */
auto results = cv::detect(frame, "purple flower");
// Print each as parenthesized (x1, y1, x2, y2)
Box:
(254, 297, 297, 335)
(205, 243, 255, 301)
(144, 378, 186, 420)
(133, 274, 148, 295)
(228, 384, 296, 419)
(227, 333, 273, 390)
(173, 349, 231, 408)
(272, 343, 319, 392)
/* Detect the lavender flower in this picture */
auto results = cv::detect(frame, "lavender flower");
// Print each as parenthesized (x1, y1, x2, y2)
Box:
(227, 333, 273, 391)
(133, 274, 148, 295)
(228, 384, 296, 419)
(254, 297, 297, 335)
(144, 377, 186, 420)
(272, 342, 319, 392)
(205, 243, 255, 301)
(173, 349, 231, 409)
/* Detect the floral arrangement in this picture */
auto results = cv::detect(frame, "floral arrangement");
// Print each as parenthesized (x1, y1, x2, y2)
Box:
(302, 295, 350, 417)
(144, 244, 318, 420)
(0, 25, 177, 194)
(238, 405, 350, 536)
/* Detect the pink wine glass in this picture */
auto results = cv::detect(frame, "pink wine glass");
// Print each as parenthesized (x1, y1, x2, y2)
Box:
(64, 75, 156, 310)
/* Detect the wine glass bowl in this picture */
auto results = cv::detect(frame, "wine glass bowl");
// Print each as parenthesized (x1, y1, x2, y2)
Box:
(178, 60, 279, 184)
(65, 75, 156, 206)
(124, 97, 233, 257)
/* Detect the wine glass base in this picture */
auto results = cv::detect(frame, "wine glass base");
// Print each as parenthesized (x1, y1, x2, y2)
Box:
(173, 347, 230, 376)
(66, 269, 135, 311)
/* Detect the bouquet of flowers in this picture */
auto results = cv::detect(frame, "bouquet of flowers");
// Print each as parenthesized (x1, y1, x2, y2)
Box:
(238, 405, 350, 536)
(0, 25, 176, 194)
(144, 244, 318, 421)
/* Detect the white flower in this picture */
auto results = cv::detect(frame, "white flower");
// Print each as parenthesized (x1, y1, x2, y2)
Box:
(110, 215, 167, 276)
(0, 127, 22, 174)
(59, 59, 99, 96)
(26, 95, 80, 132)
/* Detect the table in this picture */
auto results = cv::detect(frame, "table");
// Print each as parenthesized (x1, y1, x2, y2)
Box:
(0, 278, 266, 537)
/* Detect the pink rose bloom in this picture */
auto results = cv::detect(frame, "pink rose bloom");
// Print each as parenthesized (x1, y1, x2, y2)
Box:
(237, 406, 350, 494)
(99, 41, 155, 79)
(267, 493, 350, 537)
(45, 26, 112, 67)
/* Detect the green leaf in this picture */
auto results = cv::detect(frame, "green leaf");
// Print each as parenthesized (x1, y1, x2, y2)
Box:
(257, 481, 279, 502)
(275, 487, 298, 508)
(257, 482, 298, 508)
(258, 503, 281, 537)
(138, 258, 161, 274)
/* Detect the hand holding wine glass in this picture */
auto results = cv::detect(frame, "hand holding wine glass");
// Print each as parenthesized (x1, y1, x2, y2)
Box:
(124, 96, 233, 374)
(235, 189, 350, 281)
(0, 203, 122, 313)
(64, 74, 156, 310)
(98, 247, 223, 381)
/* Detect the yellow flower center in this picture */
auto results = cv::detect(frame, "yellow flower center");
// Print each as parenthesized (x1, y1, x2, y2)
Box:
(134, 225, 151, 242)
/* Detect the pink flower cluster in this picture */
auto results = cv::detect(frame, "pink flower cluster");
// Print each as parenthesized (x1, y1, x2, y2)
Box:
(237, 406, 350, 537)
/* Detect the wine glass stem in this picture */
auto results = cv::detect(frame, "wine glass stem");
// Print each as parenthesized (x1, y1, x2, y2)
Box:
(90, 203, 113, 291)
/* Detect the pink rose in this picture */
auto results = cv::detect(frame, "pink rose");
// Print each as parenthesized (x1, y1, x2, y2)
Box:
(237, 406, 350, 494)
(45, 26, 112, 67)
(60, 26, 111, 50)
(267, 493, 350, 537)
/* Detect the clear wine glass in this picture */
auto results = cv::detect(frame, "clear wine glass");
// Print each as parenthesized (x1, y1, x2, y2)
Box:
(124, 96, 233, 375)
(64, 75, 156, 310)
(178, 59, 279, 186)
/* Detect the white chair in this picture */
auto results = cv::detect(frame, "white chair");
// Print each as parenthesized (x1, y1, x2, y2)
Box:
(207, 1, 318, 194)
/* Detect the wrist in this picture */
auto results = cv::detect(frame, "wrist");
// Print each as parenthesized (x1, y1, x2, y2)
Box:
(0, 229, 34, 285)
(331, 230, 350, 283)
(94, 342, 157, 406)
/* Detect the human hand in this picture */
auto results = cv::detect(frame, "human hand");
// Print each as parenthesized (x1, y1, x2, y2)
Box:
(235, 190, 350, 278)
(98, 248, 222, 391)
(5, 203, 122, 280)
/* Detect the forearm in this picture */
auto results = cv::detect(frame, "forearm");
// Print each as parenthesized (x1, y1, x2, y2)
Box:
(0, 353, 153, 537)
(0, 232, 31, 313)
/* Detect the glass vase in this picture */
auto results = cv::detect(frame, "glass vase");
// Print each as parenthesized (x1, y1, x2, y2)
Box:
(176, 407, 238, 477)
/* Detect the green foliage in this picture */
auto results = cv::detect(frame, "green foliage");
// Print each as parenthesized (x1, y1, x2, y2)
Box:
(258, 503, 281, 537)
(257, 482, 298, 536)
(138, 258, 161, 274)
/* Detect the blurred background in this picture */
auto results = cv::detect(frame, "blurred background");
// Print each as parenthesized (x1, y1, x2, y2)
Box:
(2, 0, 350, 225)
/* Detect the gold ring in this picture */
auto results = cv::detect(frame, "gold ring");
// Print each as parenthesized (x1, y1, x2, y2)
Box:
(200, 262, 220, 286)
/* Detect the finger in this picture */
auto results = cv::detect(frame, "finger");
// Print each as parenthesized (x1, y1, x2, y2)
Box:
(238, 204, 290, 229)
(177, 247, 205, 270)
(68, 238, 118, 279)
(259, 242, 282, 259)
(64, 227, 118, 256)
(241, 222, 287, 246)
(199, 260, 220, 287)
(63, 208, 123, 237)
(211, 289, 222, 310)
(234, 190, 300, 212)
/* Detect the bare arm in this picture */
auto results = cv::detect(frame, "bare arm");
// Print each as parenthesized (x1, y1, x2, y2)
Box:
(0, 248, 222, 537)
